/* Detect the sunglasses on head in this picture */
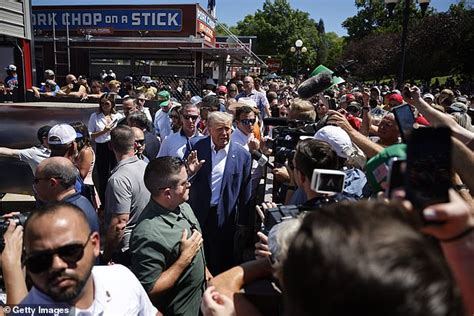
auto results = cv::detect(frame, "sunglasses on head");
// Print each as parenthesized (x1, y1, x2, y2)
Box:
(24, 232, 93, 274)
(135, 139, 145, 145)
(182, 114, 199, 121)
(240, 119, 256, 125)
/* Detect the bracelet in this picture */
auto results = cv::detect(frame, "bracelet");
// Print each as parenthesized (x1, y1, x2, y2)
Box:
(439, 226, 474, 243)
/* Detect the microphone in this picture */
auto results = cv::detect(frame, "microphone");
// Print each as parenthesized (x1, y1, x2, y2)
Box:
(297, 71, 333, 99)
(251, 150, 274, 169)
(262, 117, 289, 126)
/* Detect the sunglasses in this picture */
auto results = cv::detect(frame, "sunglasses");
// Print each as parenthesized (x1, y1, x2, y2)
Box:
(24, 233, 92, 274)
(135, 139, 145, 145)
(240, 119, 256, 125)
(169, 115, 179, 119)
(182, 114, 199, 121)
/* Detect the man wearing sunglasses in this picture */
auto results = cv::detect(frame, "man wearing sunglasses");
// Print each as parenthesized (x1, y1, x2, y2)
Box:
(33, 157, 99, 234)
(130, 157, 209, 316)
(20, 203, 158, 315)
(231, 104, 263, 181)
(103, 126, 150, 265)
(157, 103, 202, 159)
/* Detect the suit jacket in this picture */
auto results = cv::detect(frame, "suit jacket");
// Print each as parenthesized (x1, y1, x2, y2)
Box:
(188, 136, 252, 232)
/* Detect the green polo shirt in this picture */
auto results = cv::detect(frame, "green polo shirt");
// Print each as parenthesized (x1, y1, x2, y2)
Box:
(130, 199, 206, 316)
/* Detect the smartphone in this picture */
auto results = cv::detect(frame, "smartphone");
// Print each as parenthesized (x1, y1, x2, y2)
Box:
(386, 158, 406, 199)
(311, 169, 346, 194)
(392, 103, 415, 142)
(405, 127, 452, 221)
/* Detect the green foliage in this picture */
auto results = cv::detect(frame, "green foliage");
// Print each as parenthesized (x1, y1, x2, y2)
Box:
(324, 32, 346, 69)
(341, 0, 474, 81)
(215, 23, 240, 36)
(234, 0, 322, 75)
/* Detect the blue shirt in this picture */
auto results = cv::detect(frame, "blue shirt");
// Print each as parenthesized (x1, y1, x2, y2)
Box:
(236, 90, 269, 117)
(63, 192, 100, 233)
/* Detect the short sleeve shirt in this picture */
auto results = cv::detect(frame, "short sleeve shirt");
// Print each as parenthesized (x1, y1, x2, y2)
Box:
(17, 146, 51, 173)
(130, 200, 206, 316)
(21, 265, 157, 316)
(105, 156, 150, 251)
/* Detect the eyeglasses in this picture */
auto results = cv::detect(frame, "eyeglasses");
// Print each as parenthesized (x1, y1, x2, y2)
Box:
(169, 115, 179, 119)
(135, 139, 145, 145)
(33, 177, 62, 184)
(229, 89, 238, 92)
(24, 232, 93, 274)
(182, 114, 199, 121)
(239, 119, 256, 125)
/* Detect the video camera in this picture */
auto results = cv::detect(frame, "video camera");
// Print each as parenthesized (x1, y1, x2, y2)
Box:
(264, 118, 318, 164)
(261, 169, 345, 234)
(0, 212, 29, 251)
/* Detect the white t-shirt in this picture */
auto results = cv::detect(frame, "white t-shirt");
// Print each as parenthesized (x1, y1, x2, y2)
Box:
(18, 145, 50, 173)
(20, 264, 158, 316)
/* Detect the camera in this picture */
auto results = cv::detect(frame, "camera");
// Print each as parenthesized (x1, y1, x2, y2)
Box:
(268, 122, 317, 164)
(310, 169, 346, 194)
(0, 212, 29, 251)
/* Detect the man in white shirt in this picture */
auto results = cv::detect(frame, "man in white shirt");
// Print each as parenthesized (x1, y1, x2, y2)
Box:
(230, 105, 264, 203)
(157, 103, 202, 159)
(0, 125, 51, 173)
(153, 90, 173, 140)
(20, 202, 158, 316)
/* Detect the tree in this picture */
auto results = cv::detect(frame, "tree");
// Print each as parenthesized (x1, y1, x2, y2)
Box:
(341, 0, 474, 81)
(234, 0, 322, 75)
(324, 32, 345, 69)
(315, 19, 329, 66)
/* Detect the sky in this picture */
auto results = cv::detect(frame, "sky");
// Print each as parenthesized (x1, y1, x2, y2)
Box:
(32, 0, 461, 36)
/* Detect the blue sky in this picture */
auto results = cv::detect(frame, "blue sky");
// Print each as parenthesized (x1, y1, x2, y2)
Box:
(32, 0, 460, 36)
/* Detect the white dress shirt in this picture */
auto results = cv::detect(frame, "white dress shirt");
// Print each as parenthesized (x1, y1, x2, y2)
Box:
(157, 129, 202, 159)
(210, 138, 229, 206)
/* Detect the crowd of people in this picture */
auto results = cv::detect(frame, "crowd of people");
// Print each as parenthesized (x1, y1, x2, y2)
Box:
(0, 65, 474, 316)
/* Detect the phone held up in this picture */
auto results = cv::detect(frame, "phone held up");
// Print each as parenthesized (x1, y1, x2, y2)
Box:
(405, 127, 452, 224)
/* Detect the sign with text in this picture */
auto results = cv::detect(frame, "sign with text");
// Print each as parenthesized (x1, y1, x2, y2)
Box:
(32, 9, 183, 32)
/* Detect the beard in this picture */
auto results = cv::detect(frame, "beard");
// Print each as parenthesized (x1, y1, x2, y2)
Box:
(44, 265, 93, 303)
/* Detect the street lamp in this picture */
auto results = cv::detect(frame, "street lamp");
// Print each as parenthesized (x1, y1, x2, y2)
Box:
(291, 39, 307, 84)
(385, 0, 430, 88)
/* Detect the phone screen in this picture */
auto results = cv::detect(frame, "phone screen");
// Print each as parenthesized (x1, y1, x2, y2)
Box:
(406, 127, 451, 220)
(392, 103, 415, 142)
(386, 158, 406, 199)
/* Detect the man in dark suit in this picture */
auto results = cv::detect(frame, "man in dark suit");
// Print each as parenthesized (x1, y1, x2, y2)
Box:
(188, 111, 252, 274)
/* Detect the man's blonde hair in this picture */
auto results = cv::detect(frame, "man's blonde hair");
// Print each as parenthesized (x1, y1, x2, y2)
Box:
(207, 111, 233, 127)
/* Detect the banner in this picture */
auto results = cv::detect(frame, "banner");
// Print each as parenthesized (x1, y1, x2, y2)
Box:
(32, 9, 183, 31)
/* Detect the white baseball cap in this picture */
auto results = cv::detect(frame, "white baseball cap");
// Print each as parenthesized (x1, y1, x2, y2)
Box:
(314, 125, 354, 159)
(48, 124, 77, 145)
(5, 64, 16, 71)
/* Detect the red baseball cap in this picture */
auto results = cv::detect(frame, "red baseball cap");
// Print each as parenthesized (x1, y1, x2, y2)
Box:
(345, 94, 355, 103)
(217, 85, 227, 94)
(388, 93, 403, 105)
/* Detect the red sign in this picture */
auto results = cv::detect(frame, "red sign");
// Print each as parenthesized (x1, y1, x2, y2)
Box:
(266, 58, 282, 72)
(197, 20, 215, 45)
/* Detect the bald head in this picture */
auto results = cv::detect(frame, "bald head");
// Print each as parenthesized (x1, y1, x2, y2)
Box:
(243, 76, 254, 94)
(131, 127, 144, 140)
(24, 202, 91, 247)
(66, 74, 77, 84)
(36, 157, 78, 190)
